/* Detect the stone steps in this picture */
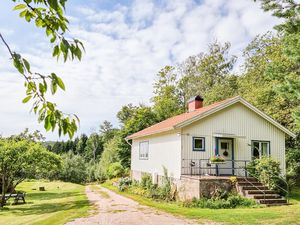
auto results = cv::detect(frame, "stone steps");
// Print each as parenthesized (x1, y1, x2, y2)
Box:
(252, 194, 281, 199)
(242, 186, 269, 190)
(259, 199, 288, 205)
(247, 190, 278, 195)
(236, 177, 288, 207)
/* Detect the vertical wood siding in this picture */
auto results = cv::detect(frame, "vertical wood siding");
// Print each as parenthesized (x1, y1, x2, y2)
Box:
(181, 102, 286, 175)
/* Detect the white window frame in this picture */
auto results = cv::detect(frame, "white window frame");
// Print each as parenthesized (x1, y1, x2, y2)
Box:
(139, 141, 149, 160)
(251, 140, 270, 159)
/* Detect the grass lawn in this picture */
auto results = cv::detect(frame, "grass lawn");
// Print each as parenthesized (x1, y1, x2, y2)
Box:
(102, 181, 300, 225)
(0, 180, 93, 225)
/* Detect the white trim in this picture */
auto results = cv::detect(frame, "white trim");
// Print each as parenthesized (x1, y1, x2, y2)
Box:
(213, 133, 246, 139)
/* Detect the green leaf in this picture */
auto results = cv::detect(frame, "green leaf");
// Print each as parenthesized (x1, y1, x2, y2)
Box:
(53, 45, 60, 57)
(22, 95, 32, 103)
(51, 81, 57, 94)
(44, 115, 52, 131)
(19, 10, 27, 18)
(35, 18, 43, 27)
(48, 0, 59, 10)
(13, 4, 27, 10)
(13, 57, 24, 74)
(56, 77, 65, 90)
(23, 58, 31, 72)
(46, 27, 52, 36)
(50, 35, 57, 43)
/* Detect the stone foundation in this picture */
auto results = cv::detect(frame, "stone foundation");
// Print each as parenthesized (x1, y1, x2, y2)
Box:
(176, 176, 235, 200)
(131, 170, 235, 201)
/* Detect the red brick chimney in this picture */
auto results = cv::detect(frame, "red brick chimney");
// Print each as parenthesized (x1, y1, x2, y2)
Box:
(188, 95, 203, 112)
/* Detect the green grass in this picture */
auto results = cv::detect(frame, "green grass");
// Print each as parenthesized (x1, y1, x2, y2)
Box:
(0, 180, 94, 225)
(102, 181, 300, 225)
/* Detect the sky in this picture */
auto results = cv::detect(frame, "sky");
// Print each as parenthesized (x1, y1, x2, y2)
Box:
(0, 0, 279, 141)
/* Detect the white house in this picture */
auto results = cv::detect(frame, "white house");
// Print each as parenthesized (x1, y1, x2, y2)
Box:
(127, 96, 296, 182)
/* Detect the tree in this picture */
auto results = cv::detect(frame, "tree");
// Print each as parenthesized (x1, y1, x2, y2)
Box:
(99, 120, 118, 142)
(0, 0, 85, 138)
(0, 139, 61, 207)
(95, 136, 121, 181)
(255, 0, 300, 129)
(75, 134, 88, 155)
(117, 104, 138, 125)
(59, 151, 87, 184)
(9, 128, 45, 142)
(238, 33, 300, 132)
(177, 41, 237, 105)
(84, 133, 103, 161)
(151, 66, 184, 121)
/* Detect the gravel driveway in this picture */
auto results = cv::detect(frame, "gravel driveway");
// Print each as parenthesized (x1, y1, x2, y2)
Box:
(66, 185, 216, 225)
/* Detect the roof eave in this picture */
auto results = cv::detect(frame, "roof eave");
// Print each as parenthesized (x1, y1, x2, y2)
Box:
(174, 96, 296, 138)
(126, 127, 175, 140)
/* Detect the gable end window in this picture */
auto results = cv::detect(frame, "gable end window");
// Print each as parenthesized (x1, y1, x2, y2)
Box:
(251, 140, 270, 159)
(139, 141, 149, 160)
(193, 137, 205, 151)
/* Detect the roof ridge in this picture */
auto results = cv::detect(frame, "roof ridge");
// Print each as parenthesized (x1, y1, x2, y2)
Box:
(127, 96, 240, 139)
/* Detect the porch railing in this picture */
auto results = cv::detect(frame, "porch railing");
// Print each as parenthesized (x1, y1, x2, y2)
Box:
(181, 158, 251, 176)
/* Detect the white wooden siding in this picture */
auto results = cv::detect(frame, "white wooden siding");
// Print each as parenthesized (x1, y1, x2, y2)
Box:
(131, 131, 182, 179)
(181, 102, 286, 174)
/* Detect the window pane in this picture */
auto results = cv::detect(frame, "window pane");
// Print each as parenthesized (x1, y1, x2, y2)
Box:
(252, 141, 260, 159)
(261, 142, 269, 156)
(139, 141, 149, 159)
(194, 139, 203, 149)
(221, 142, 228, 150)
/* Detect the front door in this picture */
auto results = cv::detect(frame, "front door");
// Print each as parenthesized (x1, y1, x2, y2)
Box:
(217, 139, 233, 175)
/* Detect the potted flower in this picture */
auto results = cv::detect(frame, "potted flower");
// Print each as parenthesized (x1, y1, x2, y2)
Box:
(210, 155, 225, 164)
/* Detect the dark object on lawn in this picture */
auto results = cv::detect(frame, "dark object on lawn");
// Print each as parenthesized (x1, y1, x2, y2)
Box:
(0, 193, 26, 205)
(39, 186, 46, 191)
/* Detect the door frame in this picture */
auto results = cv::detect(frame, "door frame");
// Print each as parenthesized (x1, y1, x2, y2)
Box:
(215, 137, 234, 175)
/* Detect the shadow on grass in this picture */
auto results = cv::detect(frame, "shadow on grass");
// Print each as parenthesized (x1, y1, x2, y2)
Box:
(290, 187, 300, 201)
(6, 199, 89, 216)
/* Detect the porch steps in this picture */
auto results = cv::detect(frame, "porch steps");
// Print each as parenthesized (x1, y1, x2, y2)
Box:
(236, 177, 288, 206)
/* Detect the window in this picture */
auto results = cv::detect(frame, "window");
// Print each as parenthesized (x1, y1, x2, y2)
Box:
(251, 140, 270, 159)
(193, 137, 205, 151)
(139, 141, 149, 160)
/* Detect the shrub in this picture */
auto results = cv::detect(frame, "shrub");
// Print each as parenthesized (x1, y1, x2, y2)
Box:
(107, 162, 124, 179)
(118, 177, 132, 192)
(140, 173, 153, 190)
(286, 148, 300, 183)
(247, 157, 285, 193)
(182, 194, 257, 209)
(129, 169, 174, 201)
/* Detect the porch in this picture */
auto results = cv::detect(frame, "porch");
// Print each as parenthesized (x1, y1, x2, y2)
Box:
(181, 159, 251, 177)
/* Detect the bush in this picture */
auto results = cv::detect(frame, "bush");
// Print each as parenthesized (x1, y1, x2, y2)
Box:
(247, 157, 282, 191)
(140, 173, 154, 190)
(129, 168, 174, 201)
(118, 177, 132, 192)
(182, 194, 257, 209)
(286, 148, 300, 183)
(107, 162, 124, 179)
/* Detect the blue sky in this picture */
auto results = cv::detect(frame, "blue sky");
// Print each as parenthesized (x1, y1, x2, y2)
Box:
(0, 0, 278, 140)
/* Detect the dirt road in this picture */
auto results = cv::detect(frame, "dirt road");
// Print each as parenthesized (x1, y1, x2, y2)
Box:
(66, 185, 216, 225)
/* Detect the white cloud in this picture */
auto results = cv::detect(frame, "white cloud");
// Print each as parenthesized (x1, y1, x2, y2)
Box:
(0, 0, 279, 140)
